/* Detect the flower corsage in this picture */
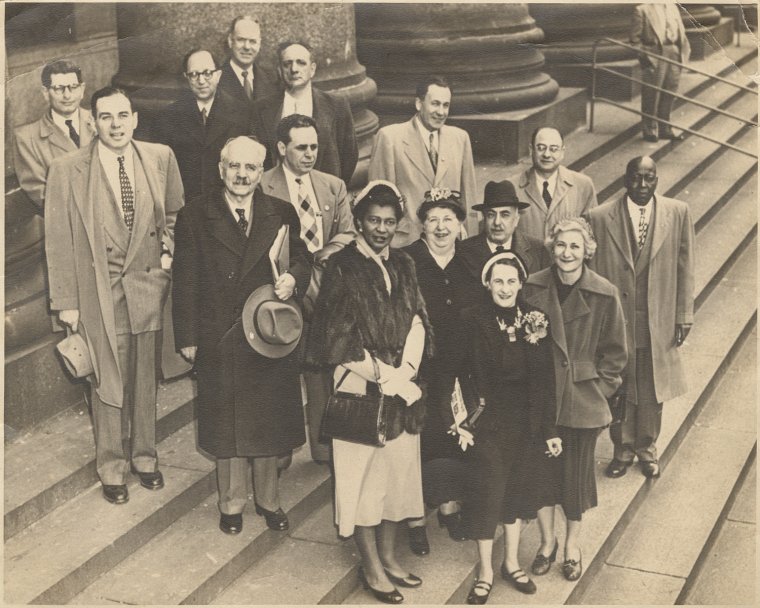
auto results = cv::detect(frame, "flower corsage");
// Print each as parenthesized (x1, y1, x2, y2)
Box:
(497, 308, 549, 345)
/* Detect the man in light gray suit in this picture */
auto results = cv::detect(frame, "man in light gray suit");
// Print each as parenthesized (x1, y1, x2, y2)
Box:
(14, 59, 95, 210)
(45, 87, 184, 504)
(261, 113, 355, 464)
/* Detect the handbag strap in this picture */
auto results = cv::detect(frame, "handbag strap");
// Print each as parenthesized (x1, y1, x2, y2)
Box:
(334, 352, 383, 395)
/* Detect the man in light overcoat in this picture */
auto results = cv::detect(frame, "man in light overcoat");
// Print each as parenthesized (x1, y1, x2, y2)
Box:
(586, 156, 695, 479)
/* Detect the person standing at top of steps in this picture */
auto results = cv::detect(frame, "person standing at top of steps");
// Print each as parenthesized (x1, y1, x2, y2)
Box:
(631, 3, 691, 142)
(586, 156, 695, 480)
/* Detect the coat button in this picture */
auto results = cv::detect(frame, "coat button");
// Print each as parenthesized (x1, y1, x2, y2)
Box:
(228, 272, 235, 279)
(446, 298, 452, 306)
(444, 278, 450, 285)
(324, 205, 330, 210)
(150, 231, 156, 237)
(622, 292, 628, 298)
(562, 360, 568, 367)
(106, 246, 113, 252)
(146, 266, 151, 272)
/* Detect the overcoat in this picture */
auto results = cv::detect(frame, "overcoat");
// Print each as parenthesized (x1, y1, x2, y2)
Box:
(171, 188, 311, 458)
(252, 87, 358, 185)
(524, 267, 628, 428)
(515, 165, 598, 241)
(368, 118, 478, 246)
(45, 140, 184, 407)
(152, 90, 251, 200)
(457, 231, 551, 282)
(13, 107, 96, 209)
(586, 194, 695, 403)
(217, 60, 279, 110)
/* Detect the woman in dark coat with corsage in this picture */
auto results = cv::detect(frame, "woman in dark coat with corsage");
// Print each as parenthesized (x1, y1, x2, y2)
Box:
(523, 217, 627, 582)
(459, 252, 561, 604)
(402, 187, 481, 555)
(306, 180, 432, 605)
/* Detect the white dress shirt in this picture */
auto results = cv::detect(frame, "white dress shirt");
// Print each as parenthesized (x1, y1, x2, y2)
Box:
(487, 236, 513, 253)
(281, 87, 314, 118)
(225, 191, 254, 237)
(98, 142, 135, 220)
(534, 169, 559, 201)
(283, 165, 324, 247)
(414, 116, 439, 154)
(196, 97, 215, 118)
(626, 194, 654, 243)
(229, 61, 254, 88)
(52, 109, 80, 140)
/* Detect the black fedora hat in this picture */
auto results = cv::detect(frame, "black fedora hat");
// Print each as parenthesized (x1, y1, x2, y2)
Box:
(472, 180, 530, 212)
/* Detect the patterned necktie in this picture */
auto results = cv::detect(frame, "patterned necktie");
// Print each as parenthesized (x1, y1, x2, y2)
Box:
(65, 119, 80, 147)
(428, 131, 438, 172)
(242, 70, 253, 101)
(235, 208, 248, 235)
(542, 180, 552, 207)
(201, 107, 207, 126)
(295, 177, 321, 253)
(637, 207, 649, 248)
(117, 156, 134, 232)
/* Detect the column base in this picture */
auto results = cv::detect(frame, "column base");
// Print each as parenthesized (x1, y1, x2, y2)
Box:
(545, 59, 642, 101)
(447, 87, 587, 164)
(686, 17, 735, 60)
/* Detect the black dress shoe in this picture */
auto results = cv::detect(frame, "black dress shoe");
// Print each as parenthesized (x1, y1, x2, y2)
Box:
(407, 525, 430, 556)
(562, 550, 582, 581)
(254, 503, 289, 531)
(660, 130, 685, 141)
(102, 484, 129, 504)
(467, 579, 493, 605)
(643, 133, 659, 142)
(605, 459, 632, 478)
(438, 510, 467, 541)
(641, 460, 661, 478)
(531, 539, 559, 576)
(385, 569, 422, 588)
(500, 564, 537, 594)
(132, 469, 164, 490)
(220, 512, 243, 535)
(359, 568, 404, 604)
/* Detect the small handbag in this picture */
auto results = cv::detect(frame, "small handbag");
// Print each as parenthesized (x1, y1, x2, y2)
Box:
(607, 388, 627, 426)
(320, 355, 387, 447)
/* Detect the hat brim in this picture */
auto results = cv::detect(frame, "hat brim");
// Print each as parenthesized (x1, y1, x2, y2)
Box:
(56, 328, 94, 378)
(241, 284, 303, 359)
(472, 200, 531, 211)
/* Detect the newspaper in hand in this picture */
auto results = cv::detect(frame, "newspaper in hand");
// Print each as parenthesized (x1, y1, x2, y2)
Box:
(268, 225, 290, 281)
(450, 377, 468, 427)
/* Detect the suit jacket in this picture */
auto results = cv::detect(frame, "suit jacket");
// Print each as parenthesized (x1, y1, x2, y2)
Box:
(252, 87, 358, 185)
(45, 140, 184, 407)
(515, 165, 598, 241)
(586, 193, 695, 403)
(217, 59, 279, 110)
(458, 231, 551, 283)
(172, 188, 310, 457)
(260, 164, 356, 317)
(631, 3, 691, 64)
(152, 90, 251, 201)
(524, 267, 628, 429)
(368, 118, 478, 247)
(13, 107, 96, 209)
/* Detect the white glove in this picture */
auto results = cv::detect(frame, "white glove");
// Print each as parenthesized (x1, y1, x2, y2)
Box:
(397, 381, 422, 406)
(448, 424, 475, 451)
(545, 437, 562, 457)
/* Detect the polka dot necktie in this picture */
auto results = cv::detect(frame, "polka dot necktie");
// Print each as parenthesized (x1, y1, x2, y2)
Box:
(295, 178, 321, 253)
(117, 156, 134, 232)
(235, 208, 248, 235)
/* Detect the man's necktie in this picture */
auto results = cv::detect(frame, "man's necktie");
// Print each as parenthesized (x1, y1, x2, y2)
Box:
(235, 208, 248, 235)
(295, 177, 321, 253)
(542, 181, 552, 207)
(495, 245, 506, 252)
(117, 156, 134, 232)
(428, 131, 438, 172)
(201, 107, 208, 126)
(637, 207, 649, 248)
(65, 119, 80, 147)
(242, 70, 253, 101)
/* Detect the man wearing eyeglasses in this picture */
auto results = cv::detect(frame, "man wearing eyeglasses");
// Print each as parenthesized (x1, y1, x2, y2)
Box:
(218, 15, 277, 110)
(515, 127, 598, 241)
(13, 59, 95, 210)
(153, 49, 251, 201)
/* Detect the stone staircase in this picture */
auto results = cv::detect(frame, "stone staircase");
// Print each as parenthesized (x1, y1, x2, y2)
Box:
(4, 38, 756, 605)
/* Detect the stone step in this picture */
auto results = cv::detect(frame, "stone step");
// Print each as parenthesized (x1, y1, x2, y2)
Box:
(70, 443, 331, 605)
(3, 375, 196, 540)
(576, 328, 757, 605)
(3, 422, 215, 605)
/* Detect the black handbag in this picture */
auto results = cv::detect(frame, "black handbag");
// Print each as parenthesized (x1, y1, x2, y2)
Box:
(320, 356, 387, 447)
(607, 386, 627, 426)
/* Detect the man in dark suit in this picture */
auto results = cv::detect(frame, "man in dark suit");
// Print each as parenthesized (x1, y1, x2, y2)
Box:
(587, 156, 695, 479)
(218, 15, 278, 111)
(459, 180, 551, 283)
(45, 87, 184, 504)
(153, 49, 251, 201)
(252, 41, 357, 185)
(14, 59, 95, 210)
(172, 136, 311, 534)
(261, 113, 355, 464)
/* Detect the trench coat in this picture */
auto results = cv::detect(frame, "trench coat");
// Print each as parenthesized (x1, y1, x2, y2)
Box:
(586, 194, 695, 403)
(171, 188, 311, 458)
(524, 267, 628, 428)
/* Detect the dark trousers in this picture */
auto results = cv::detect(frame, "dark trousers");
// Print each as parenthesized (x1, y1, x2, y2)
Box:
(641, 43, 682, 136)
(90, 331, 158, 485)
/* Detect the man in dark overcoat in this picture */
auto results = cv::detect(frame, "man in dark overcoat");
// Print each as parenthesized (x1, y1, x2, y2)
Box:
(172, 136, 311, 534)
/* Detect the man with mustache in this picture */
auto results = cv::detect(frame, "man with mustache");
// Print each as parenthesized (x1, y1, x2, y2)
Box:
(261, 113, 355, 465)
(172, 136, 311, 534)
(368, 76, 478, 248)
(252, 41, 358, 185)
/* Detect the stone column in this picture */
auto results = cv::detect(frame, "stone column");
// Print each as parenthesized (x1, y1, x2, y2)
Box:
(680, 5, 734, 60)
(530, 4, 640, 100)
(114, 3, 377, 186)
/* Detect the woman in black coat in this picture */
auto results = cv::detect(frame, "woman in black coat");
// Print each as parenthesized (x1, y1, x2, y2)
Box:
(402, 188, 481, 555)
(460, 252, 561, 604)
